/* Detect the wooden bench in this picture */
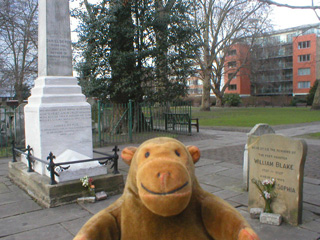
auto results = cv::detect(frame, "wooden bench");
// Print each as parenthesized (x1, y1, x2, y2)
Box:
(164, 113, 199, 133)
(191, 118, 199, 132)
(296, 103, 307, 107)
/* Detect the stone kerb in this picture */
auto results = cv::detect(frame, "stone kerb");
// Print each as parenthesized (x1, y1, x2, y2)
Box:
(248, 134, 307, 226)
(243, 124, 275, 190)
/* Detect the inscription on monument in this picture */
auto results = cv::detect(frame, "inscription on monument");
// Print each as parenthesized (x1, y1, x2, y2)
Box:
(248, 134, 307, 226)
(40, 108, 91, 136)
(47, 39, 71, 61)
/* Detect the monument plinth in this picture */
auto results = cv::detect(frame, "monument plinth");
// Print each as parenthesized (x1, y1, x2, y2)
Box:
(23, 0, 102, 181)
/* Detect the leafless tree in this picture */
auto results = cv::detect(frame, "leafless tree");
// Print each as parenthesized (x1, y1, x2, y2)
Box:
(0, 0, 38, 103)
(189, 0, 271, 110)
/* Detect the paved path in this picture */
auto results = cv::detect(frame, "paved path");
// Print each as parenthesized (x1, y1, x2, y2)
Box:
(0, 122, 320, 240)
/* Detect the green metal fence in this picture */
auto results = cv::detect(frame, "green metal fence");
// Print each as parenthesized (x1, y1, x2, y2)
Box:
(0, 106, 15, 157)
(92, 100, 192, 147)
(0, 101, 193, 156)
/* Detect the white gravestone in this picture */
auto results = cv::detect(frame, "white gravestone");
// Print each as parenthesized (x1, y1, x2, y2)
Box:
(243, 124, 275, 190)
(23, 0, 106, 182)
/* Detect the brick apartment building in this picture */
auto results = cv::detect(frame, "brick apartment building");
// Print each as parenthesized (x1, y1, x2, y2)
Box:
(225, 23, 320, 97)
(187, 24, 320, 98)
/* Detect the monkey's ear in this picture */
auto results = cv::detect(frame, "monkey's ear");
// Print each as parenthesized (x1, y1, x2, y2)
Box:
(187, 146, 200, 164)
(121, 147, 137, 165)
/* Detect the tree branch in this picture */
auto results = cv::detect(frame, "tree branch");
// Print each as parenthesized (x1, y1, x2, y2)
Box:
(258, 0, 320, 10)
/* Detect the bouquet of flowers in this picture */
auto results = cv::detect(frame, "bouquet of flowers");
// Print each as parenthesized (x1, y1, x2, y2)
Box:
(251, 178, 277, 213)
(80, 176, 96, 197)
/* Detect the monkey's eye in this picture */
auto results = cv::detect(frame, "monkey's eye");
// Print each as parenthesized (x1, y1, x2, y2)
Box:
(145, 152, 150, 158)
(175, 150, 180, 157)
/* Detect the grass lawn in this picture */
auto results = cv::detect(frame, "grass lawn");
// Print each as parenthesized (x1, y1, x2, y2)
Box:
(297, 132, 320, 139)
(192, 107, 320, 128)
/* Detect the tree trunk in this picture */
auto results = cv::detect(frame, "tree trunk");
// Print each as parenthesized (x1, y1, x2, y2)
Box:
(200, 72, 211, 111)
(311, 80, 320, 110)
(216, 95, 223, 107)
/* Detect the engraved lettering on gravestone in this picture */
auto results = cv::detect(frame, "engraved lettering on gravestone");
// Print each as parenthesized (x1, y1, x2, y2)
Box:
(248, 134, 307, 226)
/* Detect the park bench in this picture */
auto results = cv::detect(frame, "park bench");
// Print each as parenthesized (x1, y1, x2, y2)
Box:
(296, 103, 307, 107)
(164, 113, 199, 133)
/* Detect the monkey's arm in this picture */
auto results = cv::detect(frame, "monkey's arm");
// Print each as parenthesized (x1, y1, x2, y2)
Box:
(201, 194, 260, 240)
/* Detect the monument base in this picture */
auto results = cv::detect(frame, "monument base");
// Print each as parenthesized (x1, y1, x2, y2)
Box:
(8, 161, 124, 208)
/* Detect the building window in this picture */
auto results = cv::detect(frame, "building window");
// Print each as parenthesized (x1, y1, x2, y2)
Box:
(298, 41, 310, 49)
(227, 49, 237, 56)
(228, 84, 237, 91)
(228, 61, 236, 68)
(298, 68, 311, 76)
(298, 81, 310, 89)
(228, 73, 237, 81)
(298, 54, 311, 62)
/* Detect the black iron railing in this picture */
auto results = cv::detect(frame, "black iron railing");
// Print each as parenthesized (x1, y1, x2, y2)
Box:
(12, 142, 120, 185)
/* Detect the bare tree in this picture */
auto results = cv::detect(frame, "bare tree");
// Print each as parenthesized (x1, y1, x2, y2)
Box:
(0, 0, 38, 103)
(189, 0, 271, 110)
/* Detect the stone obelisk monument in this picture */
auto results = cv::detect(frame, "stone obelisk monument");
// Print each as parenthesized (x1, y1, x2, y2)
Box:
(24, 0, 105, 182)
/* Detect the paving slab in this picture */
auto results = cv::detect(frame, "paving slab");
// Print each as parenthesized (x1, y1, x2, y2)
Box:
(0, 183, 10, 194)
(195, 164, 228, 177)
(213, 189, 243, 200)
(0, 190, 31, 206)
(0, 204, 90, 237)
(0, 224, 73, 240)
(303, 182, 320, 195)
(301, 219, 320, 234)
(304, 177, 320, 185)
(61, 216, 93, 236)
(228, 193, 249, 207)
(226, 200, 243, 208)
(199, 183, 222, 193)
(78, 195, 120, 215)
(195, 158, 222, 167)
(238, 207, 320, 240)
(198, 174, 243, 190)
(0, 123, 319, 240)
(216, 168, 243, 179)
(304, 193, 320, 206)
(301, 210, 319, 224)
(216, 161, 243, 169)
(0, 199, 42, 218)
(303, 202, 320, 215)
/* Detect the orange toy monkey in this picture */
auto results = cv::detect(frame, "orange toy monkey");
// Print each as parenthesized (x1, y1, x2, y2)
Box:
(74, 137, 259, 240)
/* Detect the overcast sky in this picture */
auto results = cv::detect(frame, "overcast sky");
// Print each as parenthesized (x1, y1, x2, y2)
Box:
(270, 0, 320, 29)
(70, 0, 320, 35)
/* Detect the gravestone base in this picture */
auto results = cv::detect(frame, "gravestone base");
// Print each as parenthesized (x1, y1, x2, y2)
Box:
(8, 161, 124, 208)
(260, 213, 282, 226)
